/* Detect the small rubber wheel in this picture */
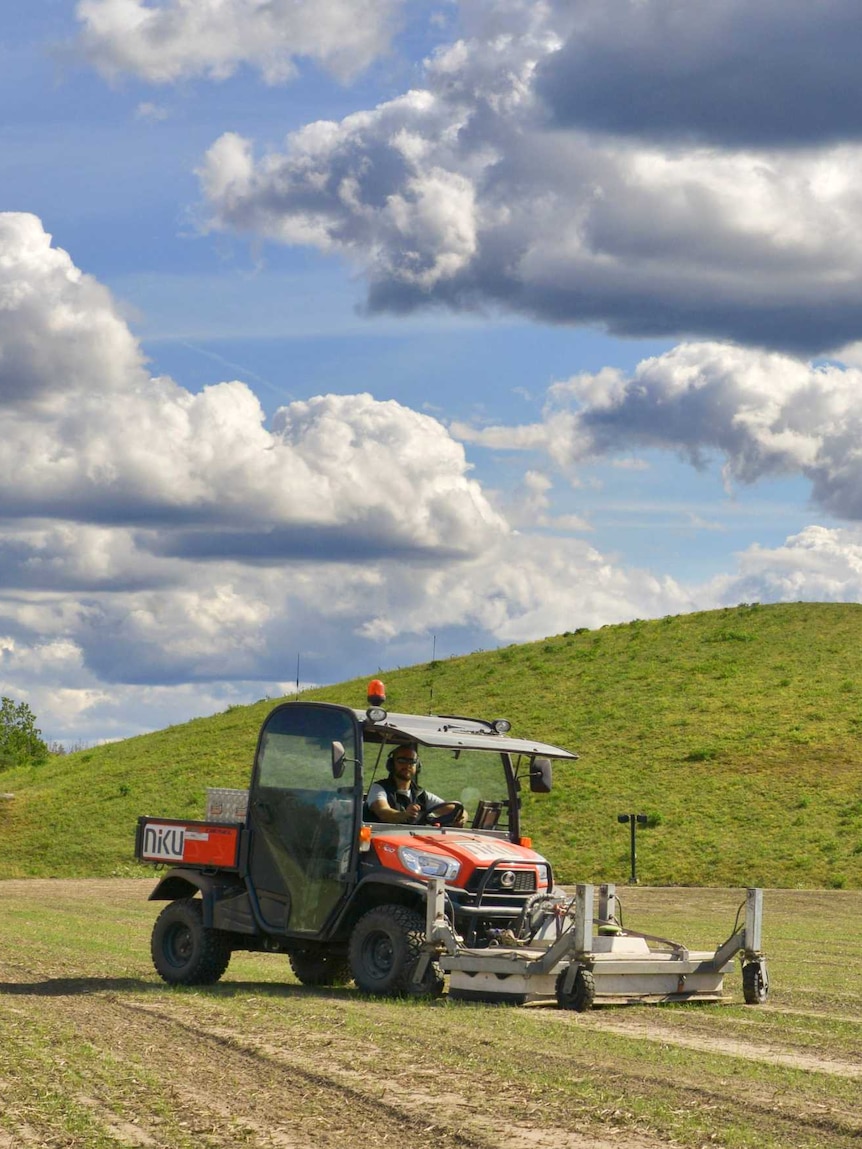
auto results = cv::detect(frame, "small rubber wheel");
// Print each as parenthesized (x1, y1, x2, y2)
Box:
(349, 904, 444, 997)
(742, 960, 769, 1005)
(289, 951, 352, 987)
(555, 966, 596, 1012)
(151, 898, 231, 986)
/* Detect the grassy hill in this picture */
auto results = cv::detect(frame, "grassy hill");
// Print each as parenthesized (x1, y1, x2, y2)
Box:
(2, 601, 862, 887)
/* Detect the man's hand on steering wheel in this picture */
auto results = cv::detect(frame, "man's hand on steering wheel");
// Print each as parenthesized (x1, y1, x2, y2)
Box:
(420, 801, 466, 827)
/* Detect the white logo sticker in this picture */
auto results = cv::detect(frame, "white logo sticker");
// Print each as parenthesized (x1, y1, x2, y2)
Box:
(142, 823, 185, 861)
(458, 839, 539, 861)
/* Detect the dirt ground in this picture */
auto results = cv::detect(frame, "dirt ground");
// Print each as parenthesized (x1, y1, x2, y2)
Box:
(0, 880, 860, 1149)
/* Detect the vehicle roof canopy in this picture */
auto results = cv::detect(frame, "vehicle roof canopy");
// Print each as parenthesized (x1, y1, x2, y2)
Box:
(353, 709, 577, 760)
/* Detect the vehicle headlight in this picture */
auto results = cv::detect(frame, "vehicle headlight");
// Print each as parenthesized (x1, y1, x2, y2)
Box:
(398, 846, 461, 881)
(536, 864, 550, 885)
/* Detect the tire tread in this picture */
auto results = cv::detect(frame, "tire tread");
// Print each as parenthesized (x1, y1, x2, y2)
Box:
(349, 904, 443, 997)
(151, 897, 231, 986)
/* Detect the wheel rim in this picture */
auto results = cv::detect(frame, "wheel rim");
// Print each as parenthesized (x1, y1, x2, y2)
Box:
(362, 929, 394, 981)
(165, 922, 194, 967)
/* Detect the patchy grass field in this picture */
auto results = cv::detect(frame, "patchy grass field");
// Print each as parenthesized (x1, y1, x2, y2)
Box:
(0, 880, 859, 1148)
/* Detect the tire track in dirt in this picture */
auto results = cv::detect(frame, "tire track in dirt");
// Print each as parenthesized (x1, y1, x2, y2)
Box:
(1, 968, 664, 1149)
(73, 1094, 158, 1147)
(118, 997, 663, 1149)
(3, 903, 859, 1149)
(571, 1013, 862, 1079)
(117, 998, 494, 1149)
(4, 959, 858, 1149)
(509, 1020, 862, 1147)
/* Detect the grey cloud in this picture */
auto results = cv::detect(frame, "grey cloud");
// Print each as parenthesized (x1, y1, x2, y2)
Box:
(456, 339, 862, 523)
(200, 11, 862, 354)
(10, 497, 769, 737)
(537, 0, 862, 148)
(546, 343, 862, 520)
(144, 525, 471, 564)
(0, 523, 173, 593)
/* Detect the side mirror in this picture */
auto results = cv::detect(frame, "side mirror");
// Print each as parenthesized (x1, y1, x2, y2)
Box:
(529, 756, 553, 793)
(331, 740, 346, 779)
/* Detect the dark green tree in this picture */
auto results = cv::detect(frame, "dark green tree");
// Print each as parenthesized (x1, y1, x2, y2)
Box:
(0, 697, 49, 771)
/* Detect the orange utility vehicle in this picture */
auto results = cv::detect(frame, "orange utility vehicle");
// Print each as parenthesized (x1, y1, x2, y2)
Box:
(136, 682, 769, 1008)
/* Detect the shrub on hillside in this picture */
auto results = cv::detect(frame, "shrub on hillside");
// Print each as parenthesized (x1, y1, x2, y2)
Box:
(0, 697, 49, 770)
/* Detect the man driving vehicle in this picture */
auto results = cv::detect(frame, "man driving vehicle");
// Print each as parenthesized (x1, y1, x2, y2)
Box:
(366, 744, 466, 825)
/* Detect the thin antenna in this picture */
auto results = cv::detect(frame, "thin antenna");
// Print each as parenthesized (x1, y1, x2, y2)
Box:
(428, 634, 436, 714)
(295, 652, 300, 700)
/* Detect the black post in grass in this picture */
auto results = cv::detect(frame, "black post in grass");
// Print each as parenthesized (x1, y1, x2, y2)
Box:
(617, 813, 648, 884)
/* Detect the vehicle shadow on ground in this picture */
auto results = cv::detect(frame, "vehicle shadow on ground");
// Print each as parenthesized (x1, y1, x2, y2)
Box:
(0, 977, 160, 996)
(0, 977, 354, 999)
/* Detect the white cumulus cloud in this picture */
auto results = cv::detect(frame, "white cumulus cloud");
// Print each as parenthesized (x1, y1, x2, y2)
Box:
(0, 213, 502, 551)
(76, 0, 402, 84)
(705, 526, 862, 607)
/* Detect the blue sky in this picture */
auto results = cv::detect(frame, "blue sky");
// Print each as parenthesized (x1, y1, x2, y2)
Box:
(3, 0, 862, 744)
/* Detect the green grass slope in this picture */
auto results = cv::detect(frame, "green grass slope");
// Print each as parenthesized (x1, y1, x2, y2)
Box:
(2, 602, 862, 887)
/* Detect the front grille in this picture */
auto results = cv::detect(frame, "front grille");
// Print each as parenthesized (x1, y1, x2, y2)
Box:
(473, 868, 537, 894)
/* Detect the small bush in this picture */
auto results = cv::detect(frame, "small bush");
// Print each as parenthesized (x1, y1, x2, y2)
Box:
(683, 748, 718, 762)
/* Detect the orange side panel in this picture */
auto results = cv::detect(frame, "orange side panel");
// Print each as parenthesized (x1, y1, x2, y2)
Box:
(138, 818, 241, 869)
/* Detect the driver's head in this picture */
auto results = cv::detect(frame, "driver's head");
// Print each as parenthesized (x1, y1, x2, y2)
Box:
(388, 744, 419, 783)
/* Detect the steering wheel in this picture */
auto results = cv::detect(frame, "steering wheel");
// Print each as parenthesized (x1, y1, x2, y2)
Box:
(420, 801, 465, 827)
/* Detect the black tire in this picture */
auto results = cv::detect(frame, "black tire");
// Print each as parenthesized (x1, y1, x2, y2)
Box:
(555, 965, 596, 1012)
(349, 904, 444, 997)
(151, 898, 231, 986)
(288, 951, 353, 987)
(742, 960, 769, 1005)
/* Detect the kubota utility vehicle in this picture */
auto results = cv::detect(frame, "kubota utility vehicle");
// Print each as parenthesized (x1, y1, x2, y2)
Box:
(136, 682, 769, 1008)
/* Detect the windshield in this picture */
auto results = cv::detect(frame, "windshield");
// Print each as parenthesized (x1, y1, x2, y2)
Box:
(362, 742, 512, 831)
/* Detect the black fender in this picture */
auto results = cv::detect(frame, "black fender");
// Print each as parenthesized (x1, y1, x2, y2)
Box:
(329, 871, 430, 938)
(148, 869, 243, 929)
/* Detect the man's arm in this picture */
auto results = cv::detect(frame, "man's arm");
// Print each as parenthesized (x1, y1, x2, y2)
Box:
(367, 783, 420, 824)
(368, 797, 417, 823)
